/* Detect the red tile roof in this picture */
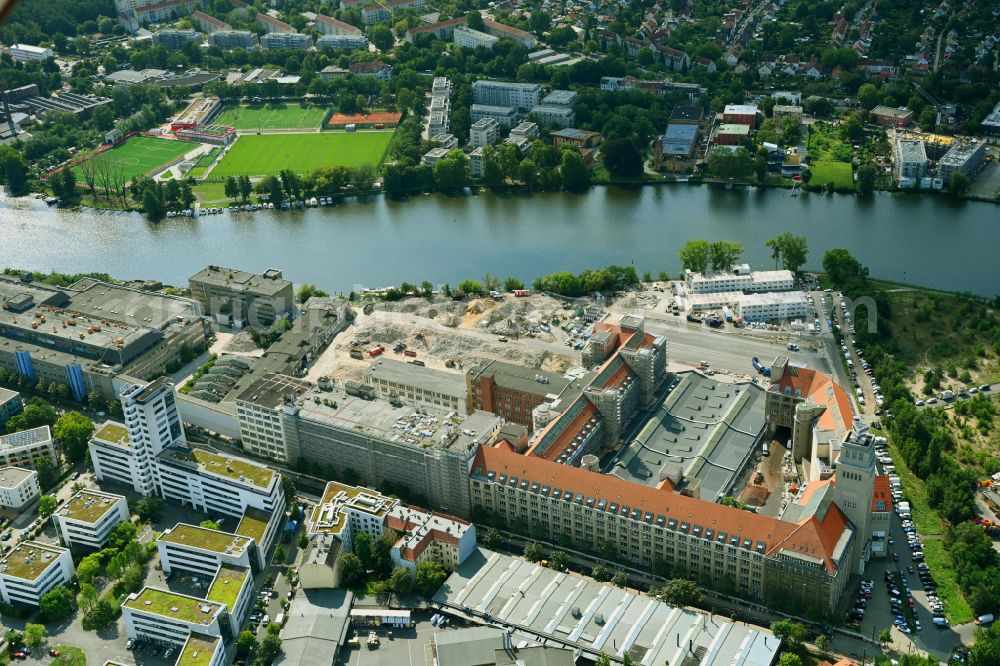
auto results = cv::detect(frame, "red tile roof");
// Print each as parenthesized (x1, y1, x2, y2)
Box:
(872, 475, 893, 513)
(770, 365, 854, 436)
(349, 60, 390, 74)
(316, 14, 361, 34)
(472, 443, 849, 573)
(407, 16, 465, 34)
(483, 18, 532, 39)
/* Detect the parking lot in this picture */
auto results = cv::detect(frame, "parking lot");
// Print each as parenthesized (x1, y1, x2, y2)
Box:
(334, 612, 466, 666)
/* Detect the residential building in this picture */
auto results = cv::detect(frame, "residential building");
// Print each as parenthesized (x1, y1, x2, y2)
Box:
(0, 541, 74, 606)
(510, 122, 539, 140)
(10, 44, 52, 62)
(152, 30, 203, 49)
(550, 128, 601, 149)
(684, 267, 795, 293)
(469, 147, 486, 178)
(599, 75, 706, 99)
(469, 117, 500, 148)
(317, 34, 368, 49)
(406, 17, 465, 43)
(260, 33, 312, 50)
(472, 81, 541, 113)
(51, 489, 129, 549)
(114, 0, 200, 31)
(363, 359, 467, 412)
(431, 133, 459, 149)
(714, 124, 751, 145)
(315, 14, 367, 48)
(454, 26, 499, 50)
(773, 105, 804, 123)
(528, 104, 575, 128)
(422, 147, 451, 166)
(937, 141, 986, 183)
(122, 587, 228, 647)
(348, 61, 392, 80)
(235, 374, 501, 516)
(872, 105, 913, 127)
(735, 291, 810, 321)
(482, 18, 536, 48)
(208, 31, 259, 50)
(0, 388, 21, 429)
(257, 13, 295, 33)
(319, 65, 349, 79)
(0, 467, 39, 509)
(466, 361, 580, 430)
(359, 0, 424, 24)
(470, 104, 517, 129)
(191, 10, 230, 32)
(189, 265, 293, 329)
(0, 426, 56, 468)
(503, 134, 531, 156)
(722, 104, 758, 127)
(894, 138, 928, 183)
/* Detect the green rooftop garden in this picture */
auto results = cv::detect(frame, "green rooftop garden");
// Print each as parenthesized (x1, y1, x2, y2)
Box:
(0, 541, 67, 581)
(235, 508, 270, 544)
(125, 588, 221, 625)
(94, 422, 129, 446)
(206, 565, 249, 610)
(178, 635, 220, 666)
(192, 449, 274, 488)
(60, 491, 124, 523)
(158, 524, 250, 554)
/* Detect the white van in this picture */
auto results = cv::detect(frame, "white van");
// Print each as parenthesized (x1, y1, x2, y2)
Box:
(976, 614, 995, 625)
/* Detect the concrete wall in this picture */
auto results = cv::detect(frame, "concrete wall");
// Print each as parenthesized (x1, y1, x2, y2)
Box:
(176, 393, 241, 439)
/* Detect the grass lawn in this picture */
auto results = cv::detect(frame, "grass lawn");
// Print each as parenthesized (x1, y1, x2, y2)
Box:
(71, 136, 198, 187)
(214, 103, 328, 131)
(921, 539, 975, 624)
(186, 147, 221, 179)
(210, 131, 393, 178)
(192, 181, 229, 203)
(51, 646, 86, 666)
(810, 160, 854, 190)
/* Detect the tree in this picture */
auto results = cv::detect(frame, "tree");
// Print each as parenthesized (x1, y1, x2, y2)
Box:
(0, 146, 30, 196)
(949, 171, 970, 197)
(592, 564, 611, 581)
(655, 579, 704, 607)
(466, 10, 484, 30)
(777, 655, 802, 666)
(814, 634, 830, 651)
(548, 551, 569, 571)
(135, 496, 162, 523)
(38, 495, 57, 517)
(602, 138, 643, 178)
(709, 241, 742, 272)
(764, 232, 809, 272)
(857, 83, 880, 110)
(560, 150, 591, 191)
(35, 457, 57, 490)
(857, 164, 877, 195)
(878, 627, 892, 648)
(415, 561, 448, 597)
(340, 552, 366, 588)
(679, 240, 710, 274)
(481, 527, 503, 549)
(142, 185, 166, 220)
(595, 653, 612, 666)
(524, 542, 543, 562)
(78, 583, 99, 615)
(225, 176, 239, 200)
(389, 566, 414, 596)
(236, 630, 258, 657)
(108, 520, 137, 550)
(200, 520, 222, 530)
(610, 572, 628, 588)
(53, 411, 94, 463)
(770, 619, 806, 654)
(7, 398, 57, 433)
(706, 147, 752, 178)
(529, 10, 551, 33)
(822, 248, 865, 287)
(39, 585, 75, 622)
(298, 534, 308, 549)
(22, 624, 47, 649)
(76, 554, 101, 584)
(968, 622, 1000, 666)
(370, 25, 393, 51)
(258, 634, 282, 665)
(238, 176, 252, 202)
(433, 150, 469, 189)
(296, 284, 329, 303)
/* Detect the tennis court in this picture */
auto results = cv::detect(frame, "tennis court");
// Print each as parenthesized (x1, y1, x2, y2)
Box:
(71, 135, 198, 187)
(213, 103, 329, 130)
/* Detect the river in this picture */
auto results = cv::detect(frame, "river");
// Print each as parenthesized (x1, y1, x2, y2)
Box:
(1, 185, 996, 295)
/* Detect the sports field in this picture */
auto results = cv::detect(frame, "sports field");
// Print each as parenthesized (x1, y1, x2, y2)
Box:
(210, 132, 394, 177)
(213, 103, 328, 130)
(71, 135, 197, 187)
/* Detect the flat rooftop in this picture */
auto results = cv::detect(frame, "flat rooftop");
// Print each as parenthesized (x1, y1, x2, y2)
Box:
(235, 507, 271, 544)
(0, 426, 52, 454)
(125, 587, 223, 624)
(309, 481, 396, 535)
(739, 291, 809, 307)
(896, 139, 927, 162)
(434, 549, 780, 665)
(158, 447, 275, 490)
(58, 489, 125, 523)
(93, 421, 130, 448)
(0, 467, 34, 489)
(0, 387, 19, 405)
(608, 373, 766, 501)
(190, 265, 291, 297)
(206, 564, 250, 610)
(66, 278, 198, 331)
(159, 523, 252, 555)
(178, 633, 221, 666)
(0, 541, 68, 581)
(364, 358, 467, 397)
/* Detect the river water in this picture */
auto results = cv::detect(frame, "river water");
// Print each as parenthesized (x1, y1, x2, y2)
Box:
(1, 185, 996, 295)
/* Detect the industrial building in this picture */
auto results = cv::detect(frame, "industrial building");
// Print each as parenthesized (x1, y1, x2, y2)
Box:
(466, 360, 583, 429)
(51, 489, 130, 549)
(189, 265, 293, 329)
(0, 541, 74, 606)
(472, 81, 541, 113)
(0, 467, 39, 509)
(363, 358, 467, 412)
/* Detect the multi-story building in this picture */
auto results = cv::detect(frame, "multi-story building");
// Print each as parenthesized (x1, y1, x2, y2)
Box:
(722, 104, 758, 127)
(773, 105, 804, 123)
(472, 81, 541, 113)
(684, 267, 795, 294)
(528, 104, 575, 129)
(658, 123, 699, 161)
(260, 32, 312, 50)
(550, 128, 602, 149)
(406, 16, 465, 42)
(191, 10, 230, 32)
(980, 100, 1000, 137)
(894, 138, 928, 184)
(363, 359, 467, 412)
(0, 467, 39, 509)
(454, 26, 499, 49)
(208, 31, 259, 50)
(714, 123, 751, 145)
(177, 634, 226, 666)
(361, 0, 424, 24)
(317, 33, 368, 49)
(430, 133, 459, 149)
(257, 13, 295, 33)
(123, 587, 229, 647)
(348, 60, 392, 80)
(482, 18, 536, 48)
(204, 564, 254, 635)
(316, 13, 365, 40)
(157, 524, 258, 576)
(189, 266, 293, 329)
(466, 361, 580, 430)
(872, 105, 913, 127)
(51, 489, 129, 549)
(10, 44, 52, 63)
(510, 122, 539, 140)
(469, 147, 486, 178)
(114, 0, 200, 31)
(469, 117, 500, 148)
(937, 141, 986, 183)
(736, 291, 810, 321)
(0, 541, 74, 606)
(0, 426, 56, 468)
(235, 374, 500, 515)
(470, 104, 517, 129)
(0, 388, 22, 429)
(152, 30, 203, 49)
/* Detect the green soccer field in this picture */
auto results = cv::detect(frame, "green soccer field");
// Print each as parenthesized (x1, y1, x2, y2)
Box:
(72, 136, 197, 187)
(213, 103, 329, 130)
(209, 132, 394, 178)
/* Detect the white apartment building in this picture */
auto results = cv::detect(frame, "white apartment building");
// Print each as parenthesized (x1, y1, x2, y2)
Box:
(0, 467, 39, 509)
(469, 147, 486, 178)
(528, 104, 575, 128)
(469, 117, 500, 148)
(123, 587, 228, 647)
(736, 291, 810, 321)
(894, 138, 928, 182)
(0, 541, 74, 607)
(0, 426, 56, 468)
(471, 104, 517, 129)
(471, 81, 541, 112)
(317, 34, 368, 49)
(52, 489, 129, 549)
(454, 25, 499, 49)
(684, 268, 795, 294)
(157, 524, 257, 577)
(510, 121, 539, 140)
(10, 44, 52, 62)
